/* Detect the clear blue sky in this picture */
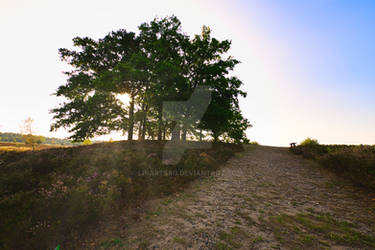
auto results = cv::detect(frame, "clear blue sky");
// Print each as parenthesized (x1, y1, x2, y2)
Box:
(0, 0, 374, 146)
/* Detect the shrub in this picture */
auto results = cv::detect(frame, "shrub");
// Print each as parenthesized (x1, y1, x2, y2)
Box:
(82, 139, 92, 145)
(318, 146, 375, 190)
(300, 138, 319, 146)
(291, 143, 375, 191)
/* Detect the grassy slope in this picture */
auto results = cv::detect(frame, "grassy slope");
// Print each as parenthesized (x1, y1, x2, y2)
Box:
(0, 140, 242, 249)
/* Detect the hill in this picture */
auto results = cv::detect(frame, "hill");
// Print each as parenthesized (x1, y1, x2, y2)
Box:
(0, 140, 242, 249)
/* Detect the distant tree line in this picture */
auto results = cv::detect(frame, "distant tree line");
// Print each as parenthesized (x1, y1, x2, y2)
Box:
(0, 132, 74, 145)
(51, 16, 252, 143)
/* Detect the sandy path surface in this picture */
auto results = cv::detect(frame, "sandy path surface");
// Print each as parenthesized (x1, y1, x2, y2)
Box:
(91, 146, 375, 249)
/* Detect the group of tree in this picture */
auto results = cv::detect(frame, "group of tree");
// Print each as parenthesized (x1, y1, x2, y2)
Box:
(51, 16, 251, 143)
(0, 132, 45, 148)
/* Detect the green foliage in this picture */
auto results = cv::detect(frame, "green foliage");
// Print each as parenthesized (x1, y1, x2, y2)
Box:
(173, 236, 186, 245)
(82, 139, 92, 145)
(300, 138, 319, 146)
(21, 135, 46, 149)
(35, 136, 45, 145)
(22, 134, 38, 148)
(51, 16, 251, 143)
(0, 141, 242, 249)
(100, 238, 124, 248)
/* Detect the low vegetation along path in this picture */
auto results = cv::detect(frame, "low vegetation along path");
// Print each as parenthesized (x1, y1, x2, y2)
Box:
(91, 146, 375, 249)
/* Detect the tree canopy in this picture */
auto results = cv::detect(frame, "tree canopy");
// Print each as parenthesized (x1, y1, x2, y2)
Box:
(51, 16, 252, 143)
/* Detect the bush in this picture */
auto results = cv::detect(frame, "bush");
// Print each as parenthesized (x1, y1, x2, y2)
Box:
(300, 138, 319, 146)
(318, 146, 375, 190)
(291, 143, 375, 191)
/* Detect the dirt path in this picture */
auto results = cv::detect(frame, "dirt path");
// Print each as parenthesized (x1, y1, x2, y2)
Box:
(92, 146, 375, 249)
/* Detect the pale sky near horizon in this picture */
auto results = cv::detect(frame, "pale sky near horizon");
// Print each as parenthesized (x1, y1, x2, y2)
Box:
(0, 0, 374, 146)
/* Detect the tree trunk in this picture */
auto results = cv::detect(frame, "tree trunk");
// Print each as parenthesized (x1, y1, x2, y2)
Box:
(157, 103, 163, 141)
(138, 120, 142, 140)
(213, 131, 219, 143)
(181, 127, 187, 141)
(162, 124, 166, 141)
(199, 128, 203, 141)
(140, 103, 147, 141)
(128, 93, 135, 141)
(171, 121, 180, 141)
(141, 117, 147, 140)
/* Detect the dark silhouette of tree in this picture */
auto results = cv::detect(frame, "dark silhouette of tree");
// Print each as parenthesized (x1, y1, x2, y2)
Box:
(51, 30, 138, 141)
(51, 16, 251, 143)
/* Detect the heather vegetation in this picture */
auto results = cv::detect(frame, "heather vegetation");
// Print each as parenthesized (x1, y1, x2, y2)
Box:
(0, 141, 242, 249)
(291, 138, 375, 191)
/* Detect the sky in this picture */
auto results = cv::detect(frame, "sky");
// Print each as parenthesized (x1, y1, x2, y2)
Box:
(0, 0, 374, 146)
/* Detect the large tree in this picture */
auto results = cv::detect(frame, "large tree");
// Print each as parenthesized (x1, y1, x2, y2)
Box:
(51, 16, 251, 143)
(137, 16, 190, 141)
(50, 30, 138, 141)
(183, 26, 251, 143)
